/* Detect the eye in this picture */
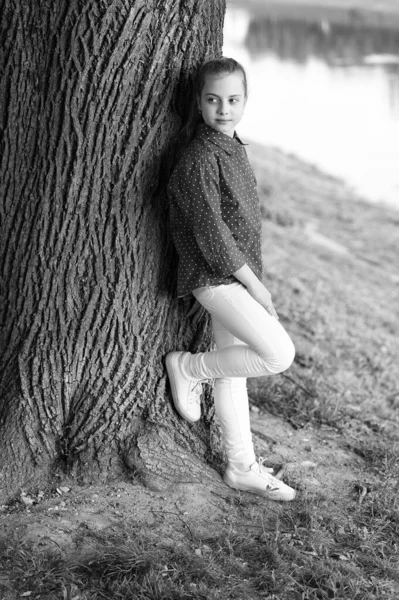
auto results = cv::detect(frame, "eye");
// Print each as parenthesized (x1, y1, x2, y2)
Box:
(207, 97, 219, 104)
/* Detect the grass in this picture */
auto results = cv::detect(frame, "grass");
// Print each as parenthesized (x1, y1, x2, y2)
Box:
(247, 142, 399, 434)
(1, 145, 398, 598)
(1, 478, 398, 599)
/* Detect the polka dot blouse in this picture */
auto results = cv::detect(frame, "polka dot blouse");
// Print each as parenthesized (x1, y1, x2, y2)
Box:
(167, 123, 263, 297)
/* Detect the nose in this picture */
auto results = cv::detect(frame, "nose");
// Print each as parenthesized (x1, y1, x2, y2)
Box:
(218, 101, 229, 115)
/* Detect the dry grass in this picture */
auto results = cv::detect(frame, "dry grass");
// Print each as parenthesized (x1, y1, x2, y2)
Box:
(248, 141, 399, 433)
(1, 479, 398, 599)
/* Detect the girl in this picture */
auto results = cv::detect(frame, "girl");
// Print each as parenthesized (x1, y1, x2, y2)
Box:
(166, 57, 296, 502)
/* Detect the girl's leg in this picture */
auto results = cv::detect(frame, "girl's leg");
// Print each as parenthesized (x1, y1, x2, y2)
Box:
(165, 282, 296, 501)
(189, 282, 295, 380)
(166, 282, 294, 421)
(211, 315, 256, 470)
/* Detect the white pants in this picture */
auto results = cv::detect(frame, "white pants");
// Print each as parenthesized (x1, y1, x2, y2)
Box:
(189, 282, 295, 469)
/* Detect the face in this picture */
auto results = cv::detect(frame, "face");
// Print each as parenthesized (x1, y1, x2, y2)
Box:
(198, 71, 246, 138)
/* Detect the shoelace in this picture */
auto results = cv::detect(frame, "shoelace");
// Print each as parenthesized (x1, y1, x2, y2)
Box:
(188, 381, 202, 406)
(254, 457, 280, 490)
(256, 457, 274, 474)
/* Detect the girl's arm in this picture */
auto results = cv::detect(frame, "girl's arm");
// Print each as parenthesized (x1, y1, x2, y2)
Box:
(233, 264, 279, 319)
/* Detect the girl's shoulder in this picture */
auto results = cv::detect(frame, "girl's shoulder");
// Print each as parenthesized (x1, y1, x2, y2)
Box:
(175, 136, 218, 174)
(186, 130, 218, 156)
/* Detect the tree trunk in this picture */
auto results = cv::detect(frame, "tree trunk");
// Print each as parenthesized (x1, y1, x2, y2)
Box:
(0, 0, 226, 502)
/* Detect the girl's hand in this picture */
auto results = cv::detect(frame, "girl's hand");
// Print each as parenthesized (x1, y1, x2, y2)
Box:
(233, 264, 279, 319)
(247, 281, 279, 320)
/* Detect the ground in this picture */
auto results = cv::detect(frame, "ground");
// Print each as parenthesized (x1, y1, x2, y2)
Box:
(0, 413, 364, 557)
(0, 412, 379, 599)
(1, 138, 398, 599)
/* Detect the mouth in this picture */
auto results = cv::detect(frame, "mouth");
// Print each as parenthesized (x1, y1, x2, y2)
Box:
(216, 119, 231, 124)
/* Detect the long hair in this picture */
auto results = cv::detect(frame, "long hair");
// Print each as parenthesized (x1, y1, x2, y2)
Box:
(177, 57, 248, 158)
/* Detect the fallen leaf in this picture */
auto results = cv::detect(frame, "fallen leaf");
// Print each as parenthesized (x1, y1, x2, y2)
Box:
(331, 553, 350, 561)
(300, 460, 317, 469)
(20, 495, 34, 506)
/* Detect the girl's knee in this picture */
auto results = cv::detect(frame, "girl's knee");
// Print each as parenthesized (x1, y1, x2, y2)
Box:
(280, 339, 295, 373)
(261, 338, 295, 375)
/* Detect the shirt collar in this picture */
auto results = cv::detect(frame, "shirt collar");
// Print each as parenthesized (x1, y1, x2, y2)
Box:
(196, 123, 247, 155)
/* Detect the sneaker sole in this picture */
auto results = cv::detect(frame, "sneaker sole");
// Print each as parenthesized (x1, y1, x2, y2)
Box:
(224, 471, 296, 502)
(165, 353, 200, 424)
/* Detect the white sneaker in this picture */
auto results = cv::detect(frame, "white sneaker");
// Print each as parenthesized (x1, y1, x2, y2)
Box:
(224, 457, 296, 502)
(165, 351, 202, 423)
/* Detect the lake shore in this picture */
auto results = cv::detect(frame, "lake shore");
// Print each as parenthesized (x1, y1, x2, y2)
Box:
(247, 137, 399, 450)
(227, 0, 399, 28)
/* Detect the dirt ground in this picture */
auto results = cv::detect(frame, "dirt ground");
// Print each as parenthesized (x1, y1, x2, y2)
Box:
(0, 409, 369, 568)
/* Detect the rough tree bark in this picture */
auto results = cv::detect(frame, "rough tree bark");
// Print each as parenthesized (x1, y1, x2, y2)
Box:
(0, 0, 226, 502)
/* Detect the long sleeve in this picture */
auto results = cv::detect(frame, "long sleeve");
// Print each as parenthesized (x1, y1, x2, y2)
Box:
(173, 153, 246, 277)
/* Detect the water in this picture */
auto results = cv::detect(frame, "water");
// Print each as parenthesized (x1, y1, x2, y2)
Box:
(224, 4, 399, 207)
